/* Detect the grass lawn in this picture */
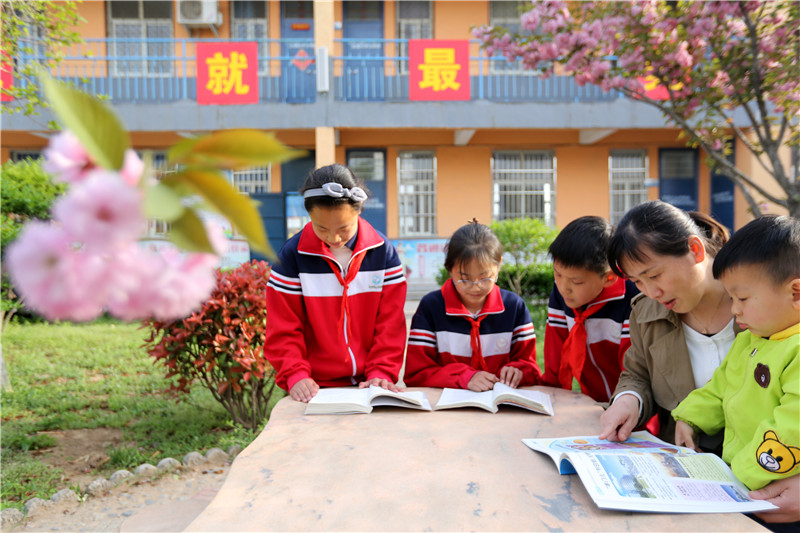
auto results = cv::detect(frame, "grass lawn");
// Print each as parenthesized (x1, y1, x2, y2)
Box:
(1, 320, 285, 510)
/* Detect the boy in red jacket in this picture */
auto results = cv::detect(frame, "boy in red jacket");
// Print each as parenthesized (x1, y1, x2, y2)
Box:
(265, 164, 407, 402)
(541, 216, 638, 402)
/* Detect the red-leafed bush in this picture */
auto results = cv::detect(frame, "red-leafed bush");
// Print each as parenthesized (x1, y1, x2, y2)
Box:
(143, 260, 278, 429)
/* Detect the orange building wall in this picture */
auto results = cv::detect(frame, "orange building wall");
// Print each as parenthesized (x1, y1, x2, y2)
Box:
(554, 146, 609, 228)
(436, 147, 492, 237)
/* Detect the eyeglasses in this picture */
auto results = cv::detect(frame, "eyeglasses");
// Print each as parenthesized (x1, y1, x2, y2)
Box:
(454, 277, 496, 289)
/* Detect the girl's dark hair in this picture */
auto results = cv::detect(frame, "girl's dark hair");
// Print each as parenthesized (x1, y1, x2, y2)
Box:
(300, 164, 370, 212)
(608, 200, 729, 278)
(444, 219, 504, 272)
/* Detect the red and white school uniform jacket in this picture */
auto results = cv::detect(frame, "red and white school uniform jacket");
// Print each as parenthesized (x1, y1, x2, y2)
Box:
(265, 218, 407, 392)
(404, 280, 541, 389)
(541, 278, 638, 403)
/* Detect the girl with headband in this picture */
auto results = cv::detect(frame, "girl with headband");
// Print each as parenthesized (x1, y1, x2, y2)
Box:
(265, 164, 407, 402)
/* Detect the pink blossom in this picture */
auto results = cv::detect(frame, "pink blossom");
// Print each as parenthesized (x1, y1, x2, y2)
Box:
(42, 131, 96, 184)
(120, 150, 145, 186)
(5, 222, 108, 321)
(53, 170, 144, 250)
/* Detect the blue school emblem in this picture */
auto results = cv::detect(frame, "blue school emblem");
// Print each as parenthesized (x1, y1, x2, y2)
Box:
(369, 275, 382, 289)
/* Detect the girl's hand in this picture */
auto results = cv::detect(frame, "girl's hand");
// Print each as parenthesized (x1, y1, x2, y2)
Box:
(599, 394, 640, 441)
(290, 378, 319, 403)
(467, 371, 499, 392)
(499, 366, 523, 388)
(359, 378, 402, 392)
(674, 420, 699, 451)
(751, 475, 800, 523)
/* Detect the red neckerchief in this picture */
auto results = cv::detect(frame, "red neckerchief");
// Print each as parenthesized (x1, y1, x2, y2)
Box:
(442, 280, 504, 371)
(559, 277, 626, 390)
(322, 252, 366, 355)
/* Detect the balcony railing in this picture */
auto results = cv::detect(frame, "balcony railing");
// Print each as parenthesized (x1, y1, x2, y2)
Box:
(11, 38, 622, 105)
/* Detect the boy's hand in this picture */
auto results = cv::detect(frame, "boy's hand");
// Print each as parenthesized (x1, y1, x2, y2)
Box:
(289, 378, 319, 403)
(499, 366, 523, 388)
(468, 371, 499, 392)
(359, 378, 402, 392)
(674, 420, 699, 451)
(599, 394, 639, 442)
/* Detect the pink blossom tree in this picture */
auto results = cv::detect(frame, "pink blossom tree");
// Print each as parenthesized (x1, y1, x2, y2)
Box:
(475, 0, 800, 217)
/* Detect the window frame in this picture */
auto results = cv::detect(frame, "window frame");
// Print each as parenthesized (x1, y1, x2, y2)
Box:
(396, 0, 433, 75)
(608, 149, 648, 224)
(107, 0, 174, 78)
(397, 150, 437, 238)
(491, 150, 556, 226)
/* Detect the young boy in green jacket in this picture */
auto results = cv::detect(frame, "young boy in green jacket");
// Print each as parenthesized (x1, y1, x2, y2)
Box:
(673, 215, 800, 492)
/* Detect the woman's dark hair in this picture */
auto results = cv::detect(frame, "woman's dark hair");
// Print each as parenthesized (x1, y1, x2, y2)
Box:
(608, 200, 729, 278)
(444, 219, 504, 272)
(300, 164, 370, 212)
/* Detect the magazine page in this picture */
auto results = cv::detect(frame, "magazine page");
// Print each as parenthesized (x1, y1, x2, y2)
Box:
(567, 450, 777, 513)
(434, 388, 494, 411)
(522, 432, 691, 474)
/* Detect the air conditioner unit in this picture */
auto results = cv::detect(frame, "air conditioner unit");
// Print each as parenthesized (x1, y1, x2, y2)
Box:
(177, 0, 221, 26)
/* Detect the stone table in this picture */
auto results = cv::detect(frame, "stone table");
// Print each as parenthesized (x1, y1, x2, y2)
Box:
(186, 386, 765, 531)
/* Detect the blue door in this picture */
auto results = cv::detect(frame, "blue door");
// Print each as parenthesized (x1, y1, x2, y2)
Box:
(710, 142, 736, 231)
(343, 1, 384, 101)
(280, 1, 315, 103)
(347, 149, 387, 235)
(659, 148, 698, 212)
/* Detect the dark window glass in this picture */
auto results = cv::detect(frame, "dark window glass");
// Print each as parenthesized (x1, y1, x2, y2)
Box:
(110, 1, 139, 19)
(234, 0, 266, 19)
(143, 1, 172, 19)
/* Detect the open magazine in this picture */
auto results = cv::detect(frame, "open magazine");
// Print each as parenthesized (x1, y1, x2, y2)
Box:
(522, 431, 777, 514)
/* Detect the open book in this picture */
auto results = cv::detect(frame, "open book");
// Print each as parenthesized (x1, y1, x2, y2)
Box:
(522, 431, 777, 514)
(433, 383, 553, 415)
(304, 386, 432, 415)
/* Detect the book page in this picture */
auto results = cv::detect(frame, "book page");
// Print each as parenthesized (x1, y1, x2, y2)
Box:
(368, 387, 432, 411)
(564, 448, 777, 513)
(493, 383, 553, 415)
(434, 388, 494, 411)
(310, 387, 371, 406)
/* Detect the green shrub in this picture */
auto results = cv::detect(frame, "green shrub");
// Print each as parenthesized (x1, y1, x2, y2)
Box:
(497, 262, 554, 303)
(143, 260, 278, 430)
(489, 217, 559, 265)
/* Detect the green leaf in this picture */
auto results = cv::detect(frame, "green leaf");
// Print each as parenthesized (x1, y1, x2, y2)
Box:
(163, 169, 272, 256)
(143, 182, 185, 222)
(40, 74, 130, 170)
(168, 208, 215, 254)
(167, 129, 305, 169)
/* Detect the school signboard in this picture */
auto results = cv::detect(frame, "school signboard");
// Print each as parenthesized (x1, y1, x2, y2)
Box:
(408, 40, 470, 101)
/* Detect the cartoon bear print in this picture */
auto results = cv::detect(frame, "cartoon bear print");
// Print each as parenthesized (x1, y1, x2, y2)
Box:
(756, 430, 800, 474)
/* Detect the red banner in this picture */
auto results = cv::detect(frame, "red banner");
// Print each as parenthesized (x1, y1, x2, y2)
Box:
(196, 42, 259, 105)
(1, 51, 13, 102)
(409, 40, 470, 102)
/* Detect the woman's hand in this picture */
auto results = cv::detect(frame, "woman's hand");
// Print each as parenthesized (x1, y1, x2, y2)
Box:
(751, 475, 800, 523)
(499, 366, 523, 388)
(674, 420, 699, 451)
(467, 371, 499, 392)
(599, 394, 640, 442)
(289, 378, 319, 403)
(359, 378, 402, 392)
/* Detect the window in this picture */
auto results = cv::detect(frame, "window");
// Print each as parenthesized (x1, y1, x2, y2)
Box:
(491, 151, 555, 225)
(397, 151, 436, 237)
(609, 150, 648, 224)
(231, 1, 268, 72)
(488, 1, 538, 75)
(108, 0, 173, 77)
(397, 1, 432, 73)
(232, 166, 270, 194)
(9, 150, 42, 162)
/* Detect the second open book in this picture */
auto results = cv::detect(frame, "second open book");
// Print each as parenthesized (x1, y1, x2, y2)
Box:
(433, 382, 554, 415)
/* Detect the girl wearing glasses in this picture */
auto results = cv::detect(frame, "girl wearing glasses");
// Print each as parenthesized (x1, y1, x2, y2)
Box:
(265, 164, 407, 402)
(404, 220, 541, 391)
